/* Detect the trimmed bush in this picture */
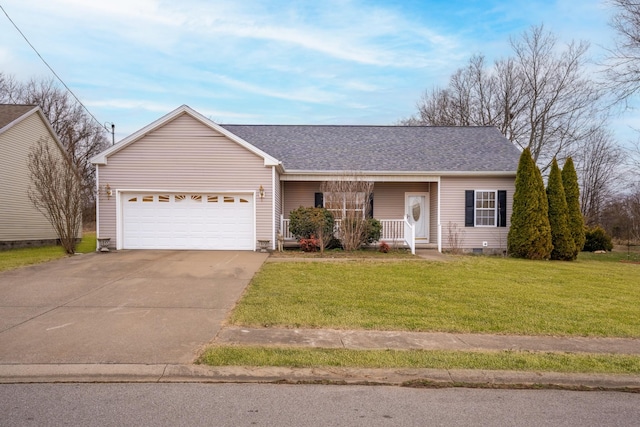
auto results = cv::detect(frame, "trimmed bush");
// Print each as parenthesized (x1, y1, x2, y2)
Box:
(562, 157, 586, 254)
(508, 148, 553, 259)
(288, 206, 334, 252)
(547, 158, 576, 261)
(364, 218, 382, 245)
(584, 226, 614, 252)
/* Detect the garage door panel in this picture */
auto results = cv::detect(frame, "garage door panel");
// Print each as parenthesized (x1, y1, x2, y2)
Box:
(122, 193, 254, 250)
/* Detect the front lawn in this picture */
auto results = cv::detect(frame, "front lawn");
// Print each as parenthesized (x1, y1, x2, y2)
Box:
(230, 256, 640, 337)
(0, 232, 96, 272)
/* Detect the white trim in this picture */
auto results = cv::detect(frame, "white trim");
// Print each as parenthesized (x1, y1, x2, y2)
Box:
(474, 189, 498, 227)
(280, 171, 514, 181)
(253, 190, 257, 252)
(95, 166, 100, 251)
(115, 188, 256, 250)
(437, 181, 442, 252)
(405, 192, 430, 242)
(90, 105, 281, 167)
(0, 106, 68, 159)
(271, 166, 277, 250)
(0, 106, 39, 135)
(116, 189, 123, 250)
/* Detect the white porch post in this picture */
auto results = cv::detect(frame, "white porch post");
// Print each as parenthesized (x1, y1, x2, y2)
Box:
(437, 178, 442, 252)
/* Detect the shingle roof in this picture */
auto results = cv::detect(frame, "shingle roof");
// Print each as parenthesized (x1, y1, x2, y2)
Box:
(0, 104, 37, 129)
(220, 125, 521, 173)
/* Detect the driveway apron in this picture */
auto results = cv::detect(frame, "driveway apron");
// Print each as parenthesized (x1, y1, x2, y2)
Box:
(0, 250, 267, 364)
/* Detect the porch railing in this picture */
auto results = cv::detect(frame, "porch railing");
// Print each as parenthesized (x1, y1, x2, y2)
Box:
(403, 215, 416, 255)
(280, 215, 415, 254)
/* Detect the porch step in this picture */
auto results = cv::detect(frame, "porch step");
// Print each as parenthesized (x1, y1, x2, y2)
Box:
(415, 242, 438, 250)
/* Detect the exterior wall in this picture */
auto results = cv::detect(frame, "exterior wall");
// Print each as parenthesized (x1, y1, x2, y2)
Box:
(439, 176, 515, 252)
(282, 181, 321, 217)
(282, 181, 438, 243)
(283, 181, 434, 219)
(0, 113, 60, 242)
(372, 182, 427, 219)
(97, 112, 273, 249)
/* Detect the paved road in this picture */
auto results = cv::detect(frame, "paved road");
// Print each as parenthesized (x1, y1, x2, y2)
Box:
(1, 383, 639, 426)
(0, 250, 267, 364)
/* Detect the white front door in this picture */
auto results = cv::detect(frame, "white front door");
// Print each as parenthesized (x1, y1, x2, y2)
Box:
(405, 193, 429, 241)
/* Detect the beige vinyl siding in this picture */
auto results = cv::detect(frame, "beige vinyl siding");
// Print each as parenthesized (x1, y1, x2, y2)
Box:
(97, 113, 273, 249)
(372, 182, 431, 219)
(0, 113, 59, 241)
(440, 176, 515, 250)
(283, 181, 438, 240)
(282, 182, 321, 217)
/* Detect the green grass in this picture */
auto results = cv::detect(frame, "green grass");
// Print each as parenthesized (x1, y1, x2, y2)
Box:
(579, 248, 640, 263)
(0, 232, 96, 272)
(231, 256, 640, 337)
(198, 346, 640, 374)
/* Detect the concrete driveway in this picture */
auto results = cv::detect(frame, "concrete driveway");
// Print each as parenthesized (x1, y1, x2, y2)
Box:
(0, 250, 267, 364)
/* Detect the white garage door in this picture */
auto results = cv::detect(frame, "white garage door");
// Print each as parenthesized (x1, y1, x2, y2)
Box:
(122, 193, 254, 250)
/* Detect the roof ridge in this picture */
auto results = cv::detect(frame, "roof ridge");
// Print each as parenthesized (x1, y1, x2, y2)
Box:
(221, 124, 498, 128)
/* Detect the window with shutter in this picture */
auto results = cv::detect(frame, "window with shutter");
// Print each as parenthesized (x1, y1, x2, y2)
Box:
(466, 190, 507, 227)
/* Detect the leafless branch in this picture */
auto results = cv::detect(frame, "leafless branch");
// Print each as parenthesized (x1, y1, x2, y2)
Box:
(28, 137, 83, 254)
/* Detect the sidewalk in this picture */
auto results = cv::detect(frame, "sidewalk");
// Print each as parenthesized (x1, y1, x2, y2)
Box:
(215, 326, 640, 354)
(1, 327, 639, 389)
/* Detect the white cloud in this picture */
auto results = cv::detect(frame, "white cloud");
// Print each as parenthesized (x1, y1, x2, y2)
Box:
(205, 73, 341, 104)
(84, 99, 178, 113)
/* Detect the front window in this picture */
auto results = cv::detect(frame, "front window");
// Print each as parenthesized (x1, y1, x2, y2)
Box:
(475, 190, 497, 226)
(324, 192, 367, 219)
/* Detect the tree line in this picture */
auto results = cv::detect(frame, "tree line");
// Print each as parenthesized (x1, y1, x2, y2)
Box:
(0, 73, 109, 226)
(402, 5, 640, 246)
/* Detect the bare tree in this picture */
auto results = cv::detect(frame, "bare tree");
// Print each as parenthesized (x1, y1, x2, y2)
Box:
(573, 128, 623, 226)
(320, 177, 374, 251)
(28, 137, 83, 254)
(0, 74, 109, 224)
(403, 26, 602, 172)
(601, 186, 640, 244)
(604, 0, 640, 104)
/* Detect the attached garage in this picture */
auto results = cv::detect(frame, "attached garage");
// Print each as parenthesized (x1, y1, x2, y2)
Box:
(121, 192, 254, 250)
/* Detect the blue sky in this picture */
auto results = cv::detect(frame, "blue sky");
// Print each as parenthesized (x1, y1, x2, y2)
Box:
(0, 0, 633, 143)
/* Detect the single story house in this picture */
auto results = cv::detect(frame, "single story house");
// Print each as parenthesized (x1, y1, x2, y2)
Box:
(91, 105, 521, 253)
(0, 104, 72, 249)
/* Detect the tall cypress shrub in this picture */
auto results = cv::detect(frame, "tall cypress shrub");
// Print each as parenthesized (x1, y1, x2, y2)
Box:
(547, 158, 576, 260)
(561, 157, 585, 255)
(508, 148, 553, 259)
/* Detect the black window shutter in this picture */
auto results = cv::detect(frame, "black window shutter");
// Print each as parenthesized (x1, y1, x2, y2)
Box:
(498, 190, 507, 227)
(314, 192, 324, 208)
(465, 190, 474, 227)
(368, 193, 374, 218)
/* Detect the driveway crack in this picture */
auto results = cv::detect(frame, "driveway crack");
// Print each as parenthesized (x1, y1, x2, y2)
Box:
(158, 364, 169, 382)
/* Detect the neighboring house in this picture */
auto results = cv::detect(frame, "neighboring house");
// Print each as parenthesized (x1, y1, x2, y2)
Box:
(91, 105, 521, 253)
(0, 104, 69, 249)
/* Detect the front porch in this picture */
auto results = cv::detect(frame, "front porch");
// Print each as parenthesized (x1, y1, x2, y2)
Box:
(280, 216, 436, 254)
